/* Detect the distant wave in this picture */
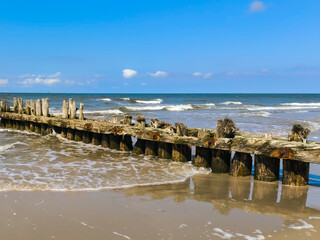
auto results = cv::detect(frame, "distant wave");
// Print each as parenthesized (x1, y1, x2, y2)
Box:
(100, 98, 112, 102)
(84, 109, 123, 115)
(221, 101, 242, 105)
(246, 105, 320, 111)
(280, 102, 320, 107)
(119, 97, 130, 101)
(124, 103, 215, 112)
(134, 98, 163, 104)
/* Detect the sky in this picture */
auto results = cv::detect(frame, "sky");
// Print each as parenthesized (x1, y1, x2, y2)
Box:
(0, 0, 319, 93)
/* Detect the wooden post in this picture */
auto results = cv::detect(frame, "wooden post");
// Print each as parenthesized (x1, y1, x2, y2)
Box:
(67, 129, 75, 140)
(6, 104, 10, 112)
(30, 100, 36, 116)
(123, 114, 132, 125)
(254, 155, 279, 182)
(12, 120, 17, 129)
(193, 147, 211, 167)
(136, 114, 146, 128)
(211, 150, 231, 173)
(34, 123, 41, 134)
(109, 134, 121, 150)
(29, 122, 35, 132)
(25, 101, 31, 115)
(69, 100, 76, 119)
(53, 126, 62, 134)
(175, 122, 187, 136)
(24, 122, 30, 131)
(69, 98, 72, 117)
(120, 135, 133, 151)
(0, 101, 6, 112)
(42, 98, 49, 117)
(19, 121, 25, 131)
(133, 139, 145, 154)
(145, 140, 158, 156)
(18, 98, 23, 114)
(62, 100, 68, 118)
(283, 159, 309, 186)
(36, 99, 42, 116)
(13, 97, 18, 113)
(230, 152, 252, 177)
(41, 123, 48, 135)
(0, 118, 6, 128)
(79, 103, 84, 120)
(74, 130, 83, 141)
(92, 133, 101, 145)
(61, 128, 67, 138)
(158, 142, 172, 159)
(101, 134, 110, 148)
(172, 144, 191, 162)
(82, 132, 92, 144)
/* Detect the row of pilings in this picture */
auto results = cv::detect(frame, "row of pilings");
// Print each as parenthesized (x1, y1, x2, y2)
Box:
(0, 98, 311, 186)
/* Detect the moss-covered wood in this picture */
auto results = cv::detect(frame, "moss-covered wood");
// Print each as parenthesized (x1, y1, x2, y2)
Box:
(254, 155, 279, 182)
(283, 159, 309, 186)
(92, 133, 101, 145)
(101, 134, 110, 148)
(133, 139, 145, 155)
(109, 134, 121, 150)
(158, 142, 172, 159)
(193, 147, 211, 167)
(230, 152, 252, 177)
(172, 144, 191, 162)
(120, 135, 133, 151)
(211, 149, 231, 173)
(145, 140, 158, 156)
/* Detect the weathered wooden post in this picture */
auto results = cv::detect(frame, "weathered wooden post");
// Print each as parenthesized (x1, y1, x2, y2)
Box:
(230, 152, 252, 177)
(92, 133, 101, 145)
(34, 123, 41, 134)
(70, 100, 76, 119)
(30, 100, 36, 116)
(12, 120, 17, 129)
(18, 98, 23, 114)
(42, 98, 49, 117)
(36, 99, 42, 116)
(61, 128, 67, 138)
(175, 122, 188, 136)
(41, 123, 48, 135)
(29, 122, 35, 132)
(6, 119, 12, 128)
(254, 155, 279, 182)
(0, 118, 6, 128)
(120, 135, 133, 151)
(62, 100, 68, 118)
(74, 130, 83, 141)
(69, 98, 72, 117)
(136, 114, 146, 128)
(67, 129, 75, 140)
(109, 134, 121, 150)
(193, 147, 211, 167)
(25, 101, 31, 115)
(158, 142, 172, 159)
(172, 144, 191, 162)
(0, 101, 6, 112)
(82, 132, 92, 144)
(79, 103, 84, 120)
(24, 121, 30, 131)
(123, 114, 132, 125)
(283, 124, 310, 186)
(6, 104, 10, 112)
(13, 97, 18, 113)
(212, 118, 237, 173)
(145, 140, 158, 156)
(101, 134, 110, 148)
(133, 139, 146, 154)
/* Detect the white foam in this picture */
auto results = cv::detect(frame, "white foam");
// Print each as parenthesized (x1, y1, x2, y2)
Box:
(288, 219, 314, 230)
(166, 104, 193, 111)
(84, 109, 123, 115)
(221, 101, 242, 105)
(119, 98, 130, 101)
(0, 142, 28, 152)
(212, 228, 234, 239)
(309, 216, 320, 220)
(124, 104, 193, 112)
(135, 98, 163, 104)
(100, 98, 112, 102)
(235, 233, 265, 240)
(113, 232, 131, 240)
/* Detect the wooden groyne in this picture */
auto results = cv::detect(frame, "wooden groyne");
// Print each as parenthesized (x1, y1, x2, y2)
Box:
(1, 97, 320, 186)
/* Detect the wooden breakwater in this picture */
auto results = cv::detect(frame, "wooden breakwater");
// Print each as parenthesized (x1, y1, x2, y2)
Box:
(1, 97, 320, 187)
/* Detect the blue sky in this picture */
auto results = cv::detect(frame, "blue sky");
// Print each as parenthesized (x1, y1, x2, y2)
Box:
(0, 0, 319, 93)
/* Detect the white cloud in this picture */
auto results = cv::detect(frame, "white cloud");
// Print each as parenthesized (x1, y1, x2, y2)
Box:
(250, 1, 266, 12)
(140, 82, 147, 86)
(22, 72, 61, 85)
(122, 69, 137, 78)
(0, 79, 8, 85)
(193, 72, 212, 79)
(149, 71, 168, 77)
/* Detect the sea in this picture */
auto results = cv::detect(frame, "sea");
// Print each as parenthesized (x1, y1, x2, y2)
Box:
(0, 93, 320, 191)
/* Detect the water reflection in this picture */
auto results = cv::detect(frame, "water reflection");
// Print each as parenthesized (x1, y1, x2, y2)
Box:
(121, 174, 320, 219)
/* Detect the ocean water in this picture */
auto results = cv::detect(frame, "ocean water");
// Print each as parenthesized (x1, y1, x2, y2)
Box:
(0, 93, 320, 191)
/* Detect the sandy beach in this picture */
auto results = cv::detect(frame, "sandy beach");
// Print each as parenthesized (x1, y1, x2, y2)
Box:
(1, 174, 319, 240)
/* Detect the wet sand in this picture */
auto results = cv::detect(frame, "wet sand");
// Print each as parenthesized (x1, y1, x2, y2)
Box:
(1, 174, 319, 240)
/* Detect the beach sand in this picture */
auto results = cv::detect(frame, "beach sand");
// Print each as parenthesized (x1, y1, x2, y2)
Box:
(1, 174, 319, 240)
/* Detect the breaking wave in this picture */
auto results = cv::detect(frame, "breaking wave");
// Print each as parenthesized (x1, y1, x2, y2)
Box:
(100, 98, 112, 102)
(134, 98, 163, 104)
(280, 102, 320, 107)
(123, 103, 215, 112)
(221, 101, 242, 105)
(83, 109, 124, 115)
